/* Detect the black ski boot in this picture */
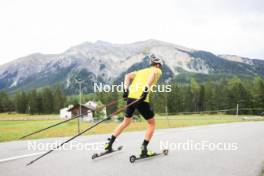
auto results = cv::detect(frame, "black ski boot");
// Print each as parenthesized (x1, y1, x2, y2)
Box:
(104, 138, 113, 152)
(140, 145, 155, 157)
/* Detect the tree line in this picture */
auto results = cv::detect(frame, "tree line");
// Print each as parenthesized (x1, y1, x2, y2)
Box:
(0, 77, 263, 115)
(87, 76, 264, 115)
(152, 77, 264, 115)
(0, 86, 66, 114)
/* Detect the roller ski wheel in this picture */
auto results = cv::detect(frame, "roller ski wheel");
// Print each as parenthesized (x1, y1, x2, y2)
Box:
(91, 153, 98, 159)
(163, 149, 169, 155)
(129, 155, 137, 163)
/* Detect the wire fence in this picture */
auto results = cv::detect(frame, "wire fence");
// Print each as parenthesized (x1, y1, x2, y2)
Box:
(158, 108, 264, 116)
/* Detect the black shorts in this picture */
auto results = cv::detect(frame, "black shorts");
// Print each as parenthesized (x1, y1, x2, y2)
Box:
(124, 98, 155, 120)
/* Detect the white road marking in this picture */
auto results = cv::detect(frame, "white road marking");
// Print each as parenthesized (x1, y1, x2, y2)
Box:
(0, 152, 45, 163)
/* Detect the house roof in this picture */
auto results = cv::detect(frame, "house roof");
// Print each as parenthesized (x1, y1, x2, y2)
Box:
(67, 101, 98, 112)
(67, 104, 92, 112)
(85, 101, 97, 111)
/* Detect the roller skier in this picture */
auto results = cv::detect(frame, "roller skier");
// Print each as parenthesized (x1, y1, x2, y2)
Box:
(104, 54, 163, 157)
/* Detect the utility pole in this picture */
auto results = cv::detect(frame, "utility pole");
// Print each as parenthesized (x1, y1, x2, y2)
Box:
(75, 79, 84, 134)
(165, 79, 170, 128)
(236, 104, 239, 118)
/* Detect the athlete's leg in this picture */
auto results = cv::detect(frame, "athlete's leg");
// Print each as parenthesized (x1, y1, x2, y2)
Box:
(113, 98, 135, 137)
(105, 98, 136, 151)
(144, 117, 156, 141)
(105, 117, 132, 151)
(113, 117, 132, 137)
(136, 101, 156, 156)
(137, 102, 155, 142)
(141, 117, 155, 154)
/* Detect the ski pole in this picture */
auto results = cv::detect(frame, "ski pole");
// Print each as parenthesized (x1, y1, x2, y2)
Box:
(20, 98, 122, 139)
(26, 98, 140, 166)
(19, 114, 81, 140)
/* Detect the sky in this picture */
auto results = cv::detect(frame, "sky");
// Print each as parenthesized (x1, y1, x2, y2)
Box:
(0, 0, 263, 65)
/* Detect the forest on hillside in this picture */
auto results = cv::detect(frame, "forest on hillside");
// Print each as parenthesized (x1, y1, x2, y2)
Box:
(0, 77, 263, 115)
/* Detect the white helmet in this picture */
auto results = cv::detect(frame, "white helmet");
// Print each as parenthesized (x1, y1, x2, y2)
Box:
(149, 54, 163, 66)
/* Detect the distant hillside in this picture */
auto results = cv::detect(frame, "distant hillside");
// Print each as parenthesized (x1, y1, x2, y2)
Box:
(0, 39, 263, 94)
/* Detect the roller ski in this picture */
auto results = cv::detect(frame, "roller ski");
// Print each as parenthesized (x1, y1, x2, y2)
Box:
(129, 148, 169, 163)
(91, 138, 123, 159)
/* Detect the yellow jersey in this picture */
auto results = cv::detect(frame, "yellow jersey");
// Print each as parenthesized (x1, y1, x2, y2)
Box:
(128, 67, 162, 102)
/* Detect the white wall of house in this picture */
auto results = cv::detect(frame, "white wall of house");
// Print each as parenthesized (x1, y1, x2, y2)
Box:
(60, 106, 73, 119)
(83, 110, 94, 122)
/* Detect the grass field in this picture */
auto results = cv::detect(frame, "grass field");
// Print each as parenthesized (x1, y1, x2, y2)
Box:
(1, 114, 262, 142)
(0, 113, 59, 120)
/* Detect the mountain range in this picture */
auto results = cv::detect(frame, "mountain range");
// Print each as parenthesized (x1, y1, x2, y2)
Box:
(0, 39, 263, 94)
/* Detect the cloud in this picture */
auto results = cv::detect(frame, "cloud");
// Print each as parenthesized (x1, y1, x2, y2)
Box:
(0, 0, 263, 65)
(213, 0, 264, 14)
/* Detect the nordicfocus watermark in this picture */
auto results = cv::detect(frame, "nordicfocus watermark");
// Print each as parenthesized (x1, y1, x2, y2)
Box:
(93, 82, 172, 93)
(160, 140, 239, 151)
(27, 141, 105, 151)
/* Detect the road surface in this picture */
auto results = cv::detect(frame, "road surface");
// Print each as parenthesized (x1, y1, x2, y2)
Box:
(0, 122, 264, 176)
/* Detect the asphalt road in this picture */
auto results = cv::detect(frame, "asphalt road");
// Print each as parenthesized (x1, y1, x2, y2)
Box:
(0, 122, 264, 176)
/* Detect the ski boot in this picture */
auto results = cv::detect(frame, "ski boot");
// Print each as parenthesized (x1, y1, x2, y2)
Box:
(92, 140, 122, 160)
(140, 146, 155, 157)
(104, 138, 113, 152)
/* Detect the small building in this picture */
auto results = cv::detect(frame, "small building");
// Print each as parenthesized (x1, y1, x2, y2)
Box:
(68, 104, 92, 117)
(60, 101, 105, 122)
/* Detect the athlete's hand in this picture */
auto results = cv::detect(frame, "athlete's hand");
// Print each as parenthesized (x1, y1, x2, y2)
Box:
(139, 87, 149, 102)
(123, 89, 129, 101)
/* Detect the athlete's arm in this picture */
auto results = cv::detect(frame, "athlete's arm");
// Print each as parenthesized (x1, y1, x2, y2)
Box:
(124, 72, 136, 90)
